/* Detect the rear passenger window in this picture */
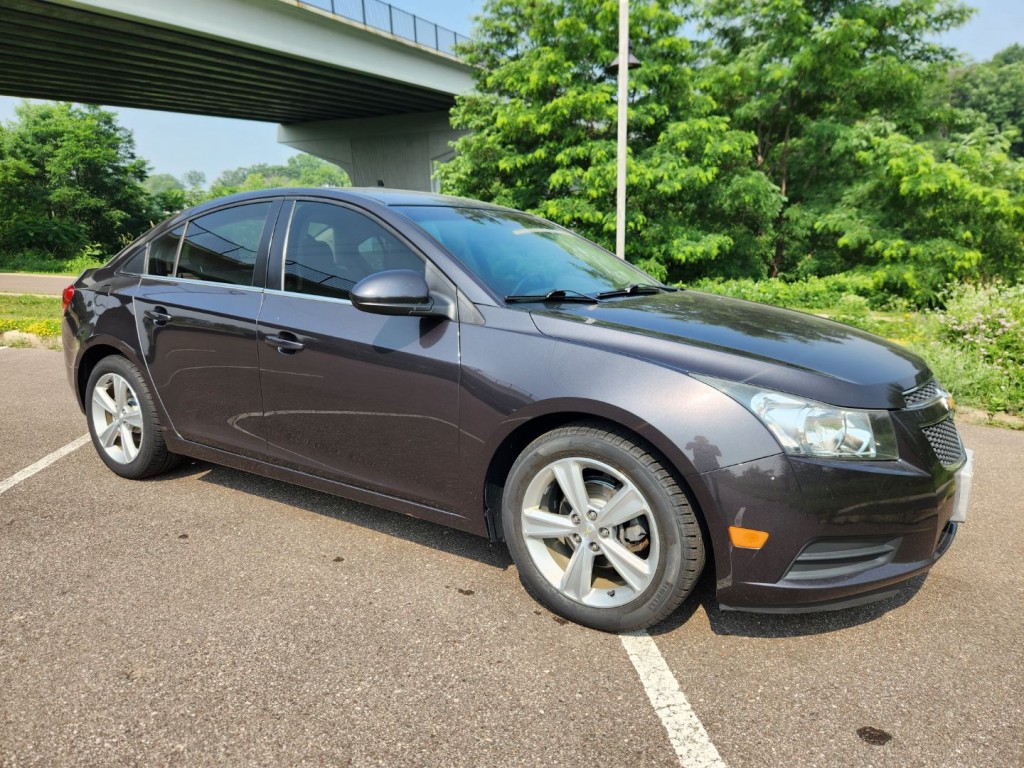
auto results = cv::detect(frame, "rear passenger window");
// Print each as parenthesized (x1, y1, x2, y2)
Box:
(176, 203, 272, 285)
(147, 227, 184, 277)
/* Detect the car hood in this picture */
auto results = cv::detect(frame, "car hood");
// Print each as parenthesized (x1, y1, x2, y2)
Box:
(528, 291, 931, 409)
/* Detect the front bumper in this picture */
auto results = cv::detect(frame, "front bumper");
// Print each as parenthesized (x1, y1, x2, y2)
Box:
(718, 521, 957, 613)
(691, 447, 969, 613)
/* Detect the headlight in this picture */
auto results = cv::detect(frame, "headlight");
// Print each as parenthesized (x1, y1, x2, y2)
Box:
(696, 376, 899, 460)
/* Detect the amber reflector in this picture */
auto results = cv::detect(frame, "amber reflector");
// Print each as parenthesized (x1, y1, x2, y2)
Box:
(729, 526, 769, 549)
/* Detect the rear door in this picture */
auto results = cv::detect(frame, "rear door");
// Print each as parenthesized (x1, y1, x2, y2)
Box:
(134, 199, 280, 457)
(256, 199, 461, 511)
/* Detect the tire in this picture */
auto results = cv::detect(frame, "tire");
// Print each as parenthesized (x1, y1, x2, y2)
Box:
(85, 355, 181, 479)
(503, 422, 704, 632)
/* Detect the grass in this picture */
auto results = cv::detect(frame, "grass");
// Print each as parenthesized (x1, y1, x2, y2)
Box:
(0, 251, 105, 276)
(0, 294, 62, 338)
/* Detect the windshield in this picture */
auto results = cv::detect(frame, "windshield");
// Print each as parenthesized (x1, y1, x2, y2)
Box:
(394, 205, 660, 300)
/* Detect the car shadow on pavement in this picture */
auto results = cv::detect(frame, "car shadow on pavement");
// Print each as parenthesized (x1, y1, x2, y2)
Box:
(173, 459, 515, 571)
(145, 459, 927, 637)
(649, 570, 927, 638)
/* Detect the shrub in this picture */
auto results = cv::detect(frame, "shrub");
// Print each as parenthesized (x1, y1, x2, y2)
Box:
(935, 281, 1024, 413)
(830, 294, 871, 326)
(687, 272, 886, 309)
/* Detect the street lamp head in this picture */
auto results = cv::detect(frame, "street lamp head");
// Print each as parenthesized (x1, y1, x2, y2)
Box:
(605, 43, 641, 75)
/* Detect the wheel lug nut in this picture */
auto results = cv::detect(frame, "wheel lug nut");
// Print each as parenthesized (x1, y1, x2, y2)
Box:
(586, 510, 598, 521)
(598, 527, 610, 538)
(588, 542, 600, 552)
(570, 513, 581, 525)
(572, 533, 582, 543)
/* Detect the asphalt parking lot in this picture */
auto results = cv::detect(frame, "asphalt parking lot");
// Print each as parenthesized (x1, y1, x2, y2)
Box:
(1, 346, 1022, 767)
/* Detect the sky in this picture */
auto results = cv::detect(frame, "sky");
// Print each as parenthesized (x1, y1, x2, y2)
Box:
(0, 0, 1018, 185)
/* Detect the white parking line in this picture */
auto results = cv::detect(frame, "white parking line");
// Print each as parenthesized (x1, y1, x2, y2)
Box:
(0, 434, 91, 496)
(620, 630, 727, 768)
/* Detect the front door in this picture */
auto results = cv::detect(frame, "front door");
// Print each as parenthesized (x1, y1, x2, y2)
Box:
(256, 200, 461, 511)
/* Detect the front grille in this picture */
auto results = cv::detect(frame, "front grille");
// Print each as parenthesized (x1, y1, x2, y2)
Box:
(783, 537, 902, 581)
(922, 418, 964, 468)
(902, 380, 965, 469)
(904, 380, 940, 407)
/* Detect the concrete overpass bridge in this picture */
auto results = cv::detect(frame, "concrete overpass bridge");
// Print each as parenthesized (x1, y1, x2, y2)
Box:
(0, 0, 476, 190)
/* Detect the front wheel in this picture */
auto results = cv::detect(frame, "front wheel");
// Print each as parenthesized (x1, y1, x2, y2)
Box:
(85, 355, 180, 479)
(503, 423, 704, 632)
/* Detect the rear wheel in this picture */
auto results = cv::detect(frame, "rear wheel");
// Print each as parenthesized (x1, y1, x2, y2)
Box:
(503, 422, 704, 632)
(86, 356, 180, 479)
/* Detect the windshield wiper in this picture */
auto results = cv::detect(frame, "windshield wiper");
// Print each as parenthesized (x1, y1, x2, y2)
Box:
(504, 289, 599, 304)
(596, 283, 677, 300)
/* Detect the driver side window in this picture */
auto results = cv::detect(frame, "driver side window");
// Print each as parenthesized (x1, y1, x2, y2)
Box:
(283, 202, 423, 300)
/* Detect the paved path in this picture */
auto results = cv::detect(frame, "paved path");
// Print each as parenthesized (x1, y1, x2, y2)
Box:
(0, 272, 74, 295)
(1, 347, 1021, 767)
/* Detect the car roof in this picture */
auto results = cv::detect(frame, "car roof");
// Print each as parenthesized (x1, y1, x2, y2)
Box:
(180, 187, 510, 218)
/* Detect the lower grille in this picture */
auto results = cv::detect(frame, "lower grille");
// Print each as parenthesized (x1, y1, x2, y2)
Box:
(783, 537, 902, 581)
(922, 418, 964, 468)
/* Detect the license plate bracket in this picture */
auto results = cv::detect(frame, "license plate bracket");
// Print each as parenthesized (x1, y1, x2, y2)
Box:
(950, 448, 974, 524)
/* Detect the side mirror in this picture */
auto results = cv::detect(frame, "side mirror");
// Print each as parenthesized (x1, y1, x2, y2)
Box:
(350, 270, 436, 316)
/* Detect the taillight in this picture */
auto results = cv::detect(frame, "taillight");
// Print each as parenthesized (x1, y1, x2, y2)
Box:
(61, 285, 75, 314)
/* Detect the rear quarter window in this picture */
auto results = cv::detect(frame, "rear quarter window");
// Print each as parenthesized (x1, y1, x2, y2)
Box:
(119, 244, 147, 275)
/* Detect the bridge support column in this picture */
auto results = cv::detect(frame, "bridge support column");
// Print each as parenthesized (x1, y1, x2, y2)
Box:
(278, 111, 465, 192)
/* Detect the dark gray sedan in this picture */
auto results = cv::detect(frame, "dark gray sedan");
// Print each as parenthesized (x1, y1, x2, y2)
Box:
(61, 189, 972, 631)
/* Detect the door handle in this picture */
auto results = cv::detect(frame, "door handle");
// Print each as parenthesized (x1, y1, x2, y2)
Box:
(264, 332, 305, 353)
(145, 307, 172, 326)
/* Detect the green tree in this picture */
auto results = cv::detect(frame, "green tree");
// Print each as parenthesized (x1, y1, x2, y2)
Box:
(210, 154, 349, 196)
(814, 119, 1024, 302)
(142, 172, 191, 221)
(0, 101, 153, 259)
(438, 0, 780, 281)
(951, 44, 1024, 158)
(284, 153, 352, 187)
(182, 170, 207, 198)
(143, 172, 183, 196)
(697, 0, 973, 277)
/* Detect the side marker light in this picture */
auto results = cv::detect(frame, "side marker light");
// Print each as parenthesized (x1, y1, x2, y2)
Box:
(729, 526, 769, 550)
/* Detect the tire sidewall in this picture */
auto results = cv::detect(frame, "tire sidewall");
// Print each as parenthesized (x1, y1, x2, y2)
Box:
(85, 356, 163, 479)
(503, 428, 695, 632)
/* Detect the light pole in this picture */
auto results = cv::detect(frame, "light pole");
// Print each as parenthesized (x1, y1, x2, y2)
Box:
(609, 0, 639, 260)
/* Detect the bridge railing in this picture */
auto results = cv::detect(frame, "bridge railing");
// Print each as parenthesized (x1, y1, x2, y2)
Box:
(298, 0, 469, 56)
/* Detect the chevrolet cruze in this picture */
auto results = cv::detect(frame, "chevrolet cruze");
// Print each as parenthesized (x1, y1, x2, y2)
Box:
(62, 189, 973, 631)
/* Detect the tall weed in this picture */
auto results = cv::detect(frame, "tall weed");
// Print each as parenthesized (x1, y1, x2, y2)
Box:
(934, 282, 1024, 413)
